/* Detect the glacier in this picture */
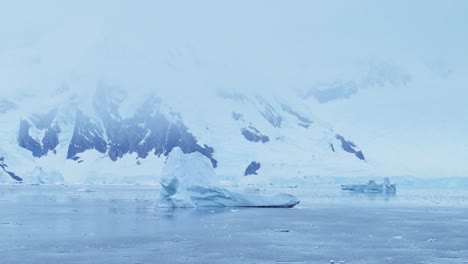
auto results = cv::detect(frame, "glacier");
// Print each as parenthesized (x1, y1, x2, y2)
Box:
(157, 148, 300, 208)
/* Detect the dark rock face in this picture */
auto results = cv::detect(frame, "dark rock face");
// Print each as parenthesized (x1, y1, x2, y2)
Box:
(67, 110, 107, 160)
(256, 97, 282, 128)
(222, 94, 282, 127)
(280, 104, 313, 128)
(241, 126, 269, 143)
(68, 87, 217, 167)
(244, 161, 261, 176)
(18, 120, 42, 157)
(330, 143, 335, 152)
(0, 157, 22, 181)
(335, 134, 365, 161)
(232, 112, 243, 121)
(18, 110, 61, 158)
(14, 86, 217, 168)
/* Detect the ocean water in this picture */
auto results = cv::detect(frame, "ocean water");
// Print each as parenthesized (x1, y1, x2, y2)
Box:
(1, 185, 468, 264)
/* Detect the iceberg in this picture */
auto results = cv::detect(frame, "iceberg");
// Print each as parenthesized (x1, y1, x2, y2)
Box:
(341, 177, 396, 194)
(157, 148, 300, 208)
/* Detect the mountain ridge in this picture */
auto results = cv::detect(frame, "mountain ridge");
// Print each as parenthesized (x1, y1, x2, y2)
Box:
(0, 86, 370, 184)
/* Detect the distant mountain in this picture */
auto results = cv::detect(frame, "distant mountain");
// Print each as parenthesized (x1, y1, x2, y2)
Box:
(0, 86, 370, 184)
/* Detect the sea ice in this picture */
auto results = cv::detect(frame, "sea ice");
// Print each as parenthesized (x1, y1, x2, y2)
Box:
(157, 148, 300, 208)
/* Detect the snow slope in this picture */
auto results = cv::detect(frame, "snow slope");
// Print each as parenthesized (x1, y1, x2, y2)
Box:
(0, 84, 371, 185)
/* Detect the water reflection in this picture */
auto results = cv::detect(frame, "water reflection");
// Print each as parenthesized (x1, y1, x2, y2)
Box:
(156, 206, 235, 221)
(340, 190, 396, 202)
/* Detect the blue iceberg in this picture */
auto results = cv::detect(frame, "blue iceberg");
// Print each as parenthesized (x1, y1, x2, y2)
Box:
(341, 177, 396, 194)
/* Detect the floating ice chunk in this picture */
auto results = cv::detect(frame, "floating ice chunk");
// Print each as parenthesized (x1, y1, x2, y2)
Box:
(157, 148, 300, 208)
(341, 177, 396, 194)
(76, 188, 96, 193)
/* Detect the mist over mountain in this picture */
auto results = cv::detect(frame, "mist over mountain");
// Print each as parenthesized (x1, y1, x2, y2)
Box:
(1, 0, 468, 183)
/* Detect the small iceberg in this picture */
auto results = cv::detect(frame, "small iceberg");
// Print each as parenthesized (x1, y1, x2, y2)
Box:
(341, 177, 396, 194)
(157, 148, 300, 208)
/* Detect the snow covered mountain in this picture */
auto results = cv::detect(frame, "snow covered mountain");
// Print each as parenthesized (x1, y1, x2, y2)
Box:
(1, 1, 467, 184)
(0, 85, 371, 185)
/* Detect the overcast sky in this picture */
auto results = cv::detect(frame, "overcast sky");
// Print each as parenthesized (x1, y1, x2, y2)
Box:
(1, 0, 467, 176)
(1, 0, 467, 92)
